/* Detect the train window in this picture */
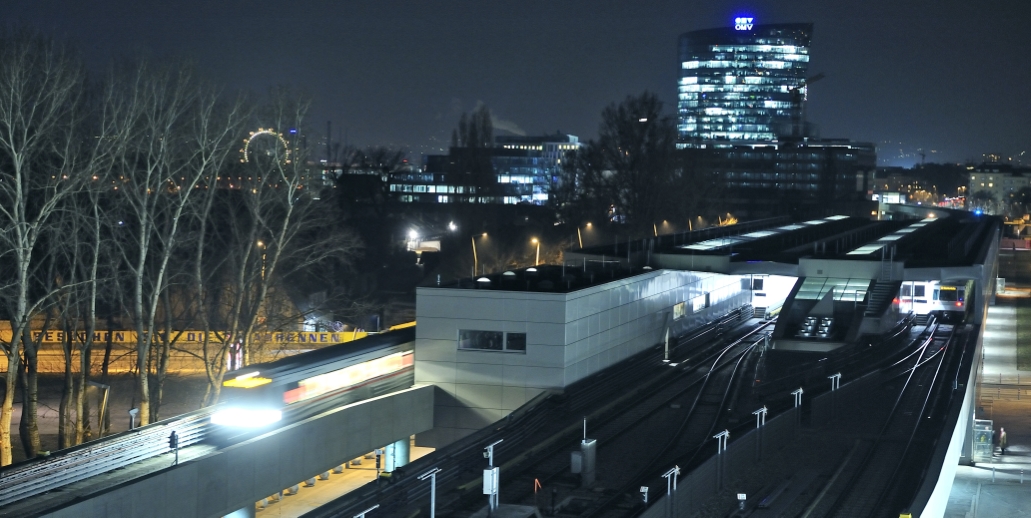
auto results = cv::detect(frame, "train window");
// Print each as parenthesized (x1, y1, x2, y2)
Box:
(459, 330, 504, 351)
(752, 278, 764, 290)
(903, 285, 926, 297)
(939, 286, 959, 302)
(506, 333, 527, 351)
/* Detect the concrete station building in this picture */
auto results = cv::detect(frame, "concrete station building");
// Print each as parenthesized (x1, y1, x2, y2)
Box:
(414, 207, 999, 459)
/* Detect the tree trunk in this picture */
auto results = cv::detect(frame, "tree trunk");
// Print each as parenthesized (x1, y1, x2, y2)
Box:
(18, 343, 41, 458)
(59, 331, 74, 450)
(74, 343, 90, 444)
(137, 351, 150, 426)
(1, 356, 18, 465)
(100, 315, 114, 435)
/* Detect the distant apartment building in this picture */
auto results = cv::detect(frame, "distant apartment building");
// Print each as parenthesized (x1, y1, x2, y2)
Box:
(968, 163, 1031, 214)
(388, 134, 581, 205)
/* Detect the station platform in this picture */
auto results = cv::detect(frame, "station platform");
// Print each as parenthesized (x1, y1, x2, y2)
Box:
(255, 445, 433, 517)
(945, 294, 1031, 517)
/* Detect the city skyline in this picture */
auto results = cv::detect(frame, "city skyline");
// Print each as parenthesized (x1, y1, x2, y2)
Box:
(8, 0, 1030, 166)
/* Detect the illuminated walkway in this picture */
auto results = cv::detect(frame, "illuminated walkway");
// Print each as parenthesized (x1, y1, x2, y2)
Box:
(255, 445, 434, 517)
(945, 296, 1031, 518)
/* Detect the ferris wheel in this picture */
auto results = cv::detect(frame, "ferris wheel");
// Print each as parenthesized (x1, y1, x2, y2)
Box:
(240, 128, 292, 164)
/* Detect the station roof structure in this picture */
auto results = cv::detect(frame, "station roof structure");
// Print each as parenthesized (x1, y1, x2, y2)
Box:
(437, 206, 1000, 294)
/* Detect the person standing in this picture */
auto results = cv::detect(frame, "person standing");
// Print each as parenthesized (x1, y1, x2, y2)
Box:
(1000, 427, 1008, 455)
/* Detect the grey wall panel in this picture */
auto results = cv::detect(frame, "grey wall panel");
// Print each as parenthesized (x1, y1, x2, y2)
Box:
(415, 270, 751, 447)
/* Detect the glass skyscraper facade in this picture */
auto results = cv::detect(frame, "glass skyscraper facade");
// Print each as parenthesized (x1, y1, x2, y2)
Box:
(678, 22, 813, 148)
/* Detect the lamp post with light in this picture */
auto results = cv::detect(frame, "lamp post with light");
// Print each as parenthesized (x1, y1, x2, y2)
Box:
(577, 222, 592, 249)
(256, 240, 266, 280)
(472, 232, 487, 276)
(531, 238, 540, 266)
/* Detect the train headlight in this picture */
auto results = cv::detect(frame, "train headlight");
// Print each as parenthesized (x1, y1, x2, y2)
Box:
(211, 407, 283, 428)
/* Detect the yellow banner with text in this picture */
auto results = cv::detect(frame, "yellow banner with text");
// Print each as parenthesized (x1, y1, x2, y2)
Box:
(0, 329, 369, 347)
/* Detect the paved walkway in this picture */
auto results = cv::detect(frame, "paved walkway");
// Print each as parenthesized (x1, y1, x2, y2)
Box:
(944, 294, 1031, 518)
(256, 445, 434, 517)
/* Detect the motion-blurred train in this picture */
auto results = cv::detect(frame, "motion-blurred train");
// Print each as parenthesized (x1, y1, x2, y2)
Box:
(899, 280, 974, 323)
(211, 324, 415, 428)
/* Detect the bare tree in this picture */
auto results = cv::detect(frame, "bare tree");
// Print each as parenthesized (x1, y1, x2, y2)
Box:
(450, 105, 496, 196)
(0, 32, 93, 464)
(175, 92, 251, 407)
(105, 60, 217, 425)
(195, 91, 360, 404)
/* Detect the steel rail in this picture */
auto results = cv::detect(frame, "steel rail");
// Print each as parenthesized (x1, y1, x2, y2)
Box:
(304, 307, 761, 518)
(588, 334, 763, 517)
(815, 323, 956, 518)
(872, 325, 966, 516)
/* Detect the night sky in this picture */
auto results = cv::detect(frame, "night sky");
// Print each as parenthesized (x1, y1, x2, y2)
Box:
(9, 0, 1030, 166)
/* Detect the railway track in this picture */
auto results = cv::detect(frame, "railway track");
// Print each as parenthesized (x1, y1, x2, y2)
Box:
(304, 306, 762, 518)
(449, 319, 771, 517)
(796, 320, 961, 518)
(585, 331, 765, 517)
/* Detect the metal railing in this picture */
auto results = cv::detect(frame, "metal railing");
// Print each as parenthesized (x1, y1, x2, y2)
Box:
(982, 373, 1031, 386)
(0, 406, 217, 508)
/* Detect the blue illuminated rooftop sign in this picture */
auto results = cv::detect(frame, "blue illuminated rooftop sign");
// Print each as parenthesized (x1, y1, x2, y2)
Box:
(734, 17, 754, 30)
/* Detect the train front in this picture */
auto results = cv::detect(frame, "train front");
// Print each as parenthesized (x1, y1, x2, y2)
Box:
(211, 371, 285, 428)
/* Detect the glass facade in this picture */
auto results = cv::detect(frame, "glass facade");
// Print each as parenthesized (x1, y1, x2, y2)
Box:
(389, 135, 580, 205)
(493, 135, 580, 204)
(678, 23, 813, 147)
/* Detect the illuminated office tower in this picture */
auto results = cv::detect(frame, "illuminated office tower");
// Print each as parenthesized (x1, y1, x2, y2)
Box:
(678, 21, 813, 148)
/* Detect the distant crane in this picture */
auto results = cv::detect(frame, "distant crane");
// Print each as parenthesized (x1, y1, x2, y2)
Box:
(789, 72, 825, 139)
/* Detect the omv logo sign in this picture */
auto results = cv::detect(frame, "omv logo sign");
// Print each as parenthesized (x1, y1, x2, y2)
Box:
(734, 17, 754, 30)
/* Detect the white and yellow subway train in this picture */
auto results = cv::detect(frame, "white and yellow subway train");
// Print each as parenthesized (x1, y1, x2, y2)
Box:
(211, 325, 415, 429)
(898, 280, 974, 323)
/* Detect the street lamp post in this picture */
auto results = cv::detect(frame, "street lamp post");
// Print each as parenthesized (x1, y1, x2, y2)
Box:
(714, 430, 729, 490)
(753, 406, 767, 461)
(472, 233, 487, 276)
(418, 468, 442, 518)
(257, 240, 266, 281)
(662, 465, 680, 517)
(578, 222, 593, 249)
(531, 238, 540, 266)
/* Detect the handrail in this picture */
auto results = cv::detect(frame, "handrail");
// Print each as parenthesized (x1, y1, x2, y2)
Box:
(0, 405, 218, 508)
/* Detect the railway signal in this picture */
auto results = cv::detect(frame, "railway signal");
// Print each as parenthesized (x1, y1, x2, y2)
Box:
(168, 431, 179, 465)
(483, 439, 503, 513)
